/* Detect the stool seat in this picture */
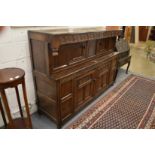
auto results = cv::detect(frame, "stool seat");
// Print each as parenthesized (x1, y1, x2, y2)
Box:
(0, 68, 25, 89)
(0, 68, 32, 129)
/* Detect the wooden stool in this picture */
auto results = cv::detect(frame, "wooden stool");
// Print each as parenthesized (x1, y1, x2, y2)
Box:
(0, 68, 32, 129)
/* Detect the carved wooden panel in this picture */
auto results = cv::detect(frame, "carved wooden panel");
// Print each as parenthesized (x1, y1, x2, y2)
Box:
(74, 70, 95, 110)
(60, 80, 73, 121)
(96, 37, 116, 55)
(38, 92, 57, 121)
(60, 80, 72, 98)
(108, 37, 116, 50)
(95, 62, 110, 94)
(96, 38, 108, 53)
(88, 40, 96, 57)
(109, 69, 116, 85)
(60, 95, 73, 121)
(54, 42, 87, 68)
(109, 58, 117, 85)
(52, 30, 121, 48)
(31, 40, 47, 74)
(36, 77, 56, 100)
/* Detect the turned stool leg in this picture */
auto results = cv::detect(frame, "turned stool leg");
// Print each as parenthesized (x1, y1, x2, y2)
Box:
(0, 90, 14, 128)
(22, 79, 32, 128)
(0, 98, 7, 128)
(15, 86, 24, 118)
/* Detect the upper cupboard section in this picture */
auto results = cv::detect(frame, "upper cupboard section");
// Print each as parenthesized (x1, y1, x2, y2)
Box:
(49, 36, 117, 70)
(29, 28, 122, 75)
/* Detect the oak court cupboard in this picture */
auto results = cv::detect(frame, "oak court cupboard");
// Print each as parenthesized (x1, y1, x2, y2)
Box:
(28, 27, 122, 128)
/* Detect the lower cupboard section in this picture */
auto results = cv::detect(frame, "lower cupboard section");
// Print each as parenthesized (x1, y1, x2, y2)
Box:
(36, 56, 117, 128)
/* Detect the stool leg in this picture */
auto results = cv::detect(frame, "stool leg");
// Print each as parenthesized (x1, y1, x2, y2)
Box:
(15, 86, 24, 118)
(0, 98, 7, 128)
(21, 79, 32, 128)
(0, 90, 14, 128)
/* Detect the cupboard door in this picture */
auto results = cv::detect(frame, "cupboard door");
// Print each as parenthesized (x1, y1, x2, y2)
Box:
(96, 37, 116, 55)
(95, 62, 110, 94)
(54, 42, 87, 68)
(74, 70, 95, 111)
(60, 80, 73, 121)
(96, 38, 109, 54)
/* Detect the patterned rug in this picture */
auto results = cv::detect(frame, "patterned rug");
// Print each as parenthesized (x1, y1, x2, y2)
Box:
(67, 75, 155, 129)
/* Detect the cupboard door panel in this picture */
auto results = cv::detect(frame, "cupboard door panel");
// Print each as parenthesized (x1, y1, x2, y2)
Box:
(85, 84, 92, 100)
(109, 58, 117, 85)
(96, 38, 109, 54)
(96, 37, 116, 55)
(95, 62, 110, 94)
(60, 96, 73, 121)
(109, 68, 116, 85)
(74, 71, 95, 110)
(108, 37, 116, 51)
(60, 80, 72, 98)
(56, 42, 87, 68)
(60, 80, 73, 121)
(76, 87, 83, 105)
(88, 40, 96, 57)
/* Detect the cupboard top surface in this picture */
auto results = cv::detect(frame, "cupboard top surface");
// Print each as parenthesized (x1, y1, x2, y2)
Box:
(28, 27, 122, 35)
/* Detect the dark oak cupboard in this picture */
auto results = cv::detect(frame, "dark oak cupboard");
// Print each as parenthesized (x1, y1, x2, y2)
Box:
(28, 28, 122, 128)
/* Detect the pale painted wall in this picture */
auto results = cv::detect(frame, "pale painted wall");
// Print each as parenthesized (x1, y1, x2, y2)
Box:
(0, 26, 69, 127)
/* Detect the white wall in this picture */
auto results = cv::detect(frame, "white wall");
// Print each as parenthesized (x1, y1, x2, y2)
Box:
(0, 26, 68, 127)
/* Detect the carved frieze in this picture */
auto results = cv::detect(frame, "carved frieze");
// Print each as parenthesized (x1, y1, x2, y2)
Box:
(51, 30, 121, 51)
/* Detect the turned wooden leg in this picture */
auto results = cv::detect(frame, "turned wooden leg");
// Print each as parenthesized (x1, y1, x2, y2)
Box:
(15, 86, 24, 118)
(0, 98, 7, 128)
(126, 61, 131, 74)
(21, 79, 32, 128)
(0, 90, 14, 128)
